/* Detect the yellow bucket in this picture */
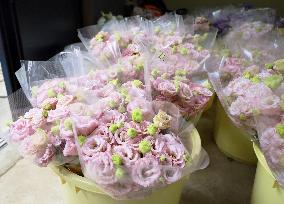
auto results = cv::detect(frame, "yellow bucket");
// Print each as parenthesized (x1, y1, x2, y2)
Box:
(214, 100, 257, 165)
(52, 129, 202, 204)
(203, 93, 215, 112)
(251, 143, 284, 204)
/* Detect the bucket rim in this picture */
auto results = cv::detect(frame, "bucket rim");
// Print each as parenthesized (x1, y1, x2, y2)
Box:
(253, 143, 275, 179)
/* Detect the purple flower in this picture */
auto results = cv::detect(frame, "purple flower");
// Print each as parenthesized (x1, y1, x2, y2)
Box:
(10, 118, 35, 142)
(132, 156, 161, 187)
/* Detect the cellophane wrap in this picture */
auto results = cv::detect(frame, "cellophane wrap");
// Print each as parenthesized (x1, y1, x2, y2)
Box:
(144, 14, 217, 123)
(207, 30, 284, 137)
(68, 49, 209, 199)
(7, 48, 87, 167)
(224, 8, 275, 46)
(248, 34, 284, 187)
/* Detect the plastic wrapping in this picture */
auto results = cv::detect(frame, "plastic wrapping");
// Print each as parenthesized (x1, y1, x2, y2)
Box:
(144, 16, 217, 121)
(78, 16, 153, 65)
(207, 31, 284, 137)
(224, 8, 276, 45)
(7, 49, 88, 167)
(69, 74, 208, 199)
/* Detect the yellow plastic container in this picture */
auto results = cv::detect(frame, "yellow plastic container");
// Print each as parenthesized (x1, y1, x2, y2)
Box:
(52, 129, 202, 204)
(251, 143, 284, 204)
(203, 94, 215, 112)
(214, 100, 257, 165)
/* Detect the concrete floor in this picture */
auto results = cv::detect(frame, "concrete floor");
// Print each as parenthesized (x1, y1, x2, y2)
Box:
(0, 96, 256, 204)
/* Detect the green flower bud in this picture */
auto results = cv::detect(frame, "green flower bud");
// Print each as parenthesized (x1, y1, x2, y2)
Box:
(221, 49, 231, 57)
(47, 88, 56, 98)
(51, 125, 60, 135)
(109, 79, 120, 86)
(78, 135, 86, 146)
(153, 110, 171, 130)
(264, 75, 283, 89)
(252, 108, 260, 116)
(127, 128, 137, 138)
(132, 108, 143, 123)
(116, 122, 124, 129)
(179, 47, 188, 55)
(281, 103, 284, 111)
(183, 153, 191, 164)
(151, 69, 160, 78)
(5, 120, 12, 127)
(57, 93, 64, 99)
(118, 88, 128, 97)
(135, 63, 144, 72)
(239, 113, 246, 121)
(58, 81, 66, 89)
(161, 73, 168, 79)
(42, 110, 49, 118)
(112, 154, 123, 166)
(250, 76, 261, 84)
(197, 46, 203, 51)
(115, 167, 125, 179)
(202, 80, 213, 90)
(108, 100, 118, 109)
(265, 63, 274, 69)
(109, 124, 119, 134)
(175, 69, 187, 76)
(64, 118, 73, 130)
(132, 80, 143, 88)
(147, 123, 158, 136)
(139, 140, 152, 154)
(160, 155, 166, 162)
(114, 32, 121, 41)
(274, 59, 284, 73)
(125, 95, 131, 103)
(43, 103, 52, 111)
(276, 123, 284, 138)
(154, 26, 161, 34)
(172, 45, 177, 54)
(118, 105, 126, 113)
(243, 71, 252, 79)
(95, 33, 104, 42)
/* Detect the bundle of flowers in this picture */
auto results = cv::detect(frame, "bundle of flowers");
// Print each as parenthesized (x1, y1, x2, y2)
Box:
(6, 12, 216, 199)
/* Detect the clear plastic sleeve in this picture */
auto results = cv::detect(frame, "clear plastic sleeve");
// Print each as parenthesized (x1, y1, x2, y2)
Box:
(206, 30, 284, 137)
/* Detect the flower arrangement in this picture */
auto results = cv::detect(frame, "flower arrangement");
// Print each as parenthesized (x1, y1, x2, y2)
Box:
(7, 13, 214, 199)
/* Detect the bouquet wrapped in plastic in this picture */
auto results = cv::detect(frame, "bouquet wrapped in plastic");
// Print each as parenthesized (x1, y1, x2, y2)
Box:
(207, 31, 284, 135)
(196, 7, 275, 37)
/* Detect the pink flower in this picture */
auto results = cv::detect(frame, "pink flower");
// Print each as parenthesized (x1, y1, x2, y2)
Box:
(47, 108, 69, 123)
(92, 125, 115, 144)
(63, 139, 77, 156)
(100, 110, 127, 124)
(112, 144, 140, 165)
(10, 118, 35, 142)
(260, 128, 284, 170)
(82, 136, 111, 162)
(68, 103, 93, 116)
(24, 108, 46, 128)
(34, 144, 56, 167)
(72, 115, 98, 136)
(154, 78, 177, 98)
(57, 95, 74, 107)
(132, 156, 161, 187)
(162, 166, 182, 184)
(85, 152, 116, 185)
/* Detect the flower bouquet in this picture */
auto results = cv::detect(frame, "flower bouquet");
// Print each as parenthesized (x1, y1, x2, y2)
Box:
(5, 13, 216, 200)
